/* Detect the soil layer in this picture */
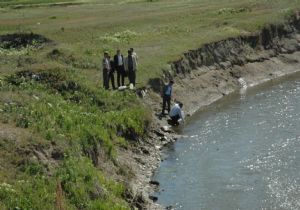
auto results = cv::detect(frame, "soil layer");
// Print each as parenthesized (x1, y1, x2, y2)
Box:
(125, 12, 300, 209)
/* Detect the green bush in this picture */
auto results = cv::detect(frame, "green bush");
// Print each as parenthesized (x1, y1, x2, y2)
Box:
(57, 155, 129, 209)
(0, 177, 56, 210)
(0, 70, 149, 208)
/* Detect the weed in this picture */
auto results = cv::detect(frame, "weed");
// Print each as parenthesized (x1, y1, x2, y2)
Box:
(99, 30, 140, 44)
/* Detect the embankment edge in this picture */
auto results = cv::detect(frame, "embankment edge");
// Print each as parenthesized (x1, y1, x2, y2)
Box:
(122, 11, 300, 210)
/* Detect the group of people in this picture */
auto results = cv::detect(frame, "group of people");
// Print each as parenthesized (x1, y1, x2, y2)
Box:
(102, 48, 138, 90)
(102, 49, 184, 126)
(161, 80, 185, 126)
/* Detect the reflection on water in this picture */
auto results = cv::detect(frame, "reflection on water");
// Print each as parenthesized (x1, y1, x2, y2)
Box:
(153, 77, 300, 210)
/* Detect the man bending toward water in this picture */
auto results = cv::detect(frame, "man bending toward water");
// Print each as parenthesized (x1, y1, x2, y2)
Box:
(169, 102, 184, 126)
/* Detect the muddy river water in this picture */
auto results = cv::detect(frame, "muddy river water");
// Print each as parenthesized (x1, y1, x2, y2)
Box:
(153, 75, 300, 210)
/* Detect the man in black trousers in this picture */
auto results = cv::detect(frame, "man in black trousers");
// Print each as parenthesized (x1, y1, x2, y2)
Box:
(124, 50, 137, 87)
(102, 51, 110, 89)
(161, 80, 174, 115)
(113, 49, 125, 87)
(108, 55, 116, 90)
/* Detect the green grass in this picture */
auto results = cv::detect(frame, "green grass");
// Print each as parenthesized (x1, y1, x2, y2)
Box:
(0, 67, 150, 209)
(0, 0, 77, 7)
(0, 0, 299, 85)
(0, 0, 299, 209)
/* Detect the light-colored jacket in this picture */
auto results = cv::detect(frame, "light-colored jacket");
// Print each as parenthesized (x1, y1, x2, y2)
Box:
(124, 55, 137, 72)
(169, 103, 185, 122)
(132, 52, 138, 64)
(102, 58, 111, 70)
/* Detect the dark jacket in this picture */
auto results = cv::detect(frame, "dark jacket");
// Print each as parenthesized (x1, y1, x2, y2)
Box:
(114, 54, 124, 67)
(109, 60, 115, 73)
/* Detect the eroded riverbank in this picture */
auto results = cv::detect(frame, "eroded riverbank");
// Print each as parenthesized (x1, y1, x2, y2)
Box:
(122, 12, 300, 209)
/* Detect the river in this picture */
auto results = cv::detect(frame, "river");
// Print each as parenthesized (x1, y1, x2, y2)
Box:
(153, 74, 300, 210)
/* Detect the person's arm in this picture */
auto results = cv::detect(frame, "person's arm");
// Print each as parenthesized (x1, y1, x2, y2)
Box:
(102, 59, 107, 69)
(110, 61, 115, 73)
(124, 57, 128, 71)
(113, 55, 117, 65)
(161, 85, 166, 97)
(179, 109, 185, 122)
(133, 56, 138, 69)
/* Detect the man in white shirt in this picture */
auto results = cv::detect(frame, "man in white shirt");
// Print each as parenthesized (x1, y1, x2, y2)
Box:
(102, 52, 111, 89)
(113, 49, 125, 87)
(169, 102, 184, 125)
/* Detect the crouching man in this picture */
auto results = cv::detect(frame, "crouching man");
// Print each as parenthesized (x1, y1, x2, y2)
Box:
(169, 102, 184, 126)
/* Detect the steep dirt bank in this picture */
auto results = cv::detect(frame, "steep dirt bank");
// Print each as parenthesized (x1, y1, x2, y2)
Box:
(122, 12, 300, 209)
(169, 12, 300, 115)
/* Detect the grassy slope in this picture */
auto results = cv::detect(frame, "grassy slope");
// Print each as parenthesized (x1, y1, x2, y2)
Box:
(0, 69, 150, 209)
(0, 0, 299, 209)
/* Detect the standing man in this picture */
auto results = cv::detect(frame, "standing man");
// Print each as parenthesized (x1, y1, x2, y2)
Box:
(124, 50, 137, 87)
(130, 47, 138, 63)
(108, 55, 116, 90)
(114, 49, 125, 87)
(102, 51, 110, 89)
(161, 80, 174, 115)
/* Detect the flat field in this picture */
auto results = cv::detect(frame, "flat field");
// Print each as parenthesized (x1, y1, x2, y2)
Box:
(1, 0, 299, 85)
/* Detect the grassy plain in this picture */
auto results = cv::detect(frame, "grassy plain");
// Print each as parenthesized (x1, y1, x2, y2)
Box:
(0, 0, 299, 209)
(1, 0, 299, 84)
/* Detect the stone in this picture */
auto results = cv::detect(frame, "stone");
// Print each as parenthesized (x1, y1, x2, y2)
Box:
(160, 136, 168, 141)
(161, 125, 171, 132)
(149, 195, 158, 202)
(149, 180, 160, 186)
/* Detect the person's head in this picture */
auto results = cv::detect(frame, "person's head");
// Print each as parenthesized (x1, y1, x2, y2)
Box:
(130, 48, 134, 52)
(117, 49, 121, 55)
(179, 102, 183, 108)
(128, 50, 132, 55)
(169, 80, 174, 85)
(104, 51, 109, 58)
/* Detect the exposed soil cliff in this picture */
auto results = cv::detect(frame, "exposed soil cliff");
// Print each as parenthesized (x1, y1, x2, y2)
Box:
(125, 12, 300, 210)
(168, 12, 300, 115)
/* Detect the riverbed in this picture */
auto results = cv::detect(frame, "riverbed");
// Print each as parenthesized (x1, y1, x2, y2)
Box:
(153, 75, 300, 210)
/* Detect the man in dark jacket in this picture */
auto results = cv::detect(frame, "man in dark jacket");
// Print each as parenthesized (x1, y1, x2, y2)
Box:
(113, 49, 125, 87)
(161, 80, 174, 115)
(108, 55, 116, 89)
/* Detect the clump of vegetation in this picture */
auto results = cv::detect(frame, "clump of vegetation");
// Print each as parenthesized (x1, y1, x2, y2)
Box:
(0, 67, 150, 209)
(0, 33, 51, 49)
(217, 7, 252, 15)
(0, 33, 51, 57)
(99, 30, 140, 44)
(47, 49, 97, 69)
(0, 177, 56, 209)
